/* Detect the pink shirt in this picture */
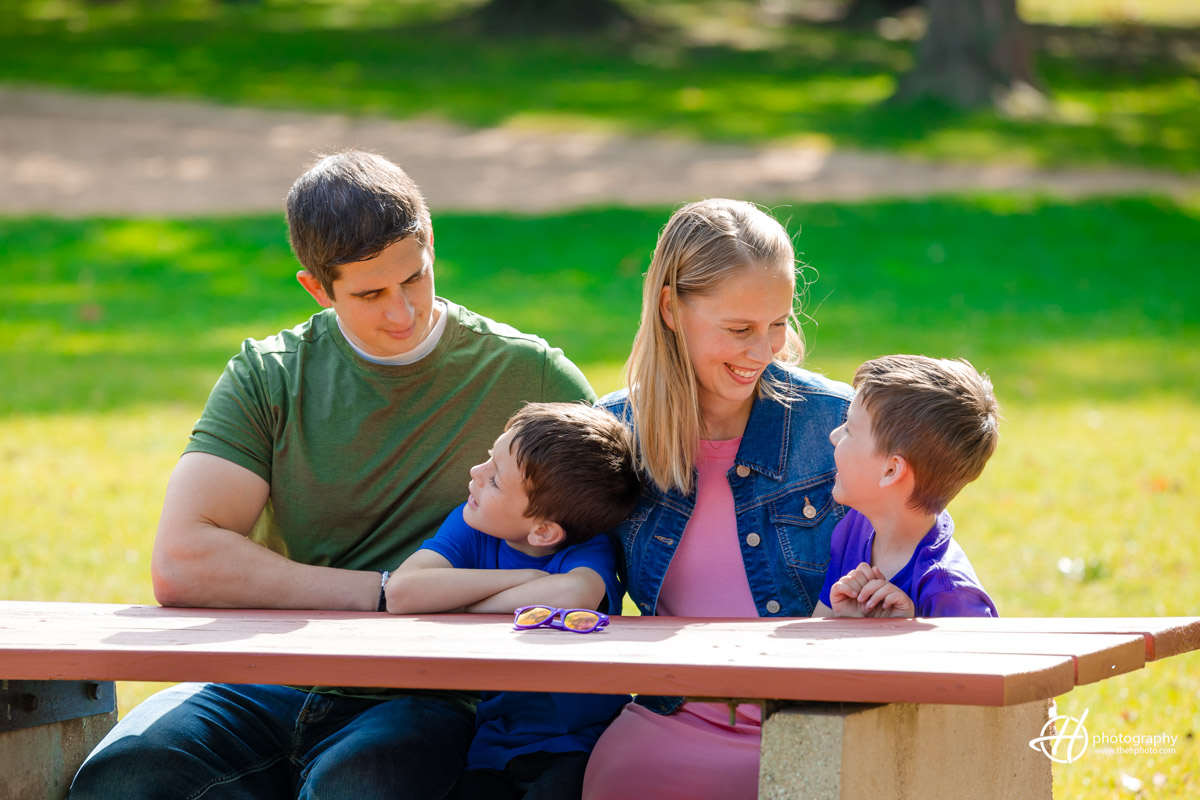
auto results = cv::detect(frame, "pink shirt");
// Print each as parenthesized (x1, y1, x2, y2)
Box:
(657, 437, 758, 617)
(582, 438, 762, 800)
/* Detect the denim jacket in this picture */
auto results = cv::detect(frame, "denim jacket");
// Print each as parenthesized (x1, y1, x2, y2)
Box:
(597, 363, 853, 714)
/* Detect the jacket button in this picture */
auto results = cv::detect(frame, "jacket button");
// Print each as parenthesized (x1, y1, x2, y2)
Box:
(766, 600, 781, 614)
(736, 465, 751, 478)
(746, 533, 761, 547)
(802, 497, 817, 519)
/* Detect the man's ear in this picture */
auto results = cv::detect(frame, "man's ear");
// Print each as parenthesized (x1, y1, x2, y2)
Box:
(528, 521, 566, 549)
(879, 454, 910, 489)
(297, 271, 333, 308)
(658, 286, 677, 331)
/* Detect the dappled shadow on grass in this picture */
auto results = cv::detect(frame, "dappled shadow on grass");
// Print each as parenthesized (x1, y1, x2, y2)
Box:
(1, 6, 1198, 170)
(3, 196, 1198, 415)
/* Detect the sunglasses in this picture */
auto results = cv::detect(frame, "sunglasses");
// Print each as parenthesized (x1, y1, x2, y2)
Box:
(512, 605, 610, 634)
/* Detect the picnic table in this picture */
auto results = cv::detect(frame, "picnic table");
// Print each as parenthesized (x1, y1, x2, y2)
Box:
(2, 601, 1197, 799)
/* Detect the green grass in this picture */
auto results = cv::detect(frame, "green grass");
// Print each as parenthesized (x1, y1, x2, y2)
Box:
(2, 0, 1199, 171)
(2, 196, 1198, 795)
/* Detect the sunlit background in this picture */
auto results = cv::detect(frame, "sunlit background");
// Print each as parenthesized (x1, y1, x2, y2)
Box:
(2, 2, 1198, 796)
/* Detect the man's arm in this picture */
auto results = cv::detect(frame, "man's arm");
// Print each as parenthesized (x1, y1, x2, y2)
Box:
(463, 566, 607, 614)
(386, 549, 549, 614)
(151, 452, 381, 610)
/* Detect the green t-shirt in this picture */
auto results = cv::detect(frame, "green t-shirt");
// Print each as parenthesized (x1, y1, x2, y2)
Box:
(186, 302, 594, 570)
(183, 302, 595, 699)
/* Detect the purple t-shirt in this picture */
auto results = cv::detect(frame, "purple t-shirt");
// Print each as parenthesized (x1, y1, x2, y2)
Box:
(819, 508, 997, 617)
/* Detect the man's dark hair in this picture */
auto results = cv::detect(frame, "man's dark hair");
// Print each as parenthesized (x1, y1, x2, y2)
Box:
(506, 403, 642, 547)
(286, 149, 432, 297)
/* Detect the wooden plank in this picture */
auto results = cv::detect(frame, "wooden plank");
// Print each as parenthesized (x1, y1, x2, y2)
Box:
(0, 603, 1076, 706)
(801, 616, 1200, 661)
(662, 617, 1145, 685)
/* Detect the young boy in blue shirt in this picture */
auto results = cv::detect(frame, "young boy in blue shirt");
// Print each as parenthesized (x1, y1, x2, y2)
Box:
(386, 402, 641, 800)
(813, 354, 1000, 619)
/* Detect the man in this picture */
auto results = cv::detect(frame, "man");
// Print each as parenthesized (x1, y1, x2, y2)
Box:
(69, 150, 595, 799)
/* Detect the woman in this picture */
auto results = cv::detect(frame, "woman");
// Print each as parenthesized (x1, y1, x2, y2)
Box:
(584, 199, 853, 800)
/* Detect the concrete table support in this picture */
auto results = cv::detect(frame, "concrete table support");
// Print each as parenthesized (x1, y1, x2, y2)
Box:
(759, 700, 1052, 800)
(0, 680, 117, 800)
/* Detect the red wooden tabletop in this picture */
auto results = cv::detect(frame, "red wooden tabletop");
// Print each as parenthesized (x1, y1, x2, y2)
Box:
(1, 603, 1196, 707)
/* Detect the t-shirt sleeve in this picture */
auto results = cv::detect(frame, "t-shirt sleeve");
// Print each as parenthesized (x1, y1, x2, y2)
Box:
(819, 512, 854, 608)
(184, 341, 276, 483)
(920, 585, 998, 618)
(417, 504, 483, 570)
(557, 535, 623, 615)
(540, 346, 596, 404)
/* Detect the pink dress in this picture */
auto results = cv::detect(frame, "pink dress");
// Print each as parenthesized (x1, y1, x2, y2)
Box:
(582, 438, 762, 800)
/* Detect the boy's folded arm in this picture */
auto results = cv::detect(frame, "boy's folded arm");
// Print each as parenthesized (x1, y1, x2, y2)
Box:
(385, 549, 548, 614)
(464, 566, 607, 614)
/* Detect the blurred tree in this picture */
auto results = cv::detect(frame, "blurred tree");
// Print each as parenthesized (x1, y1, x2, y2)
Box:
(843, 0, 919, 23)
(892, 0, 1043, 109)
(464, 0, 641, 36)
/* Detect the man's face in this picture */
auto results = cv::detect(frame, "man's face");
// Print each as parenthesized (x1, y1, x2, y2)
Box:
(299, 237, 437, 359)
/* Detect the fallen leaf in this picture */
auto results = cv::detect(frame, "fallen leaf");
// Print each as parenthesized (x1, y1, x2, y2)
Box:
(1119, 771, 1143, 794)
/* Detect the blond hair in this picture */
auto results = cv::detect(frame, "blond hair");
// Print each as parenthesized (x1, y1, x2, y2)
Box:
(625, 199, 805, 494)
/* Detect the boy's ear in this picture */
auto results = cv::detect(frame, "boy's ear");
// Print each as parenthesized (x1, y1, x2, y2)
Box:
(297, 270, 333, 308)
(528, 521, 566, 549)
(658, 286, 677, 331)
(879, 454, 909, 489)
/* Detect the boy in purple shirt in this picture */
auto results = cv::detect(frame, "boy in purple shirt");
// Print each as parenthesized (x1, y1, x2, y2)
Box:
(813, 354, 1000, 618)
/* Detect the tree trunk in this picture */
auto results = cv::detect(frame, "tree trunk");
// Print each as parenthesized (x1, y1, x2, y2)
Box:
(891, 0, 1041, 108)
(463, 0, 641, 36)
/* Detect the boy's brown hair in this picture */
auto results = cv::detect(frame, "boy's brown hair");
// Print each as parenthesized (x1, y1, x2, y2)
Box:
(854, 355, 1000, 515)
(286, 149, 432, 297)
(505, 403, 642, 547)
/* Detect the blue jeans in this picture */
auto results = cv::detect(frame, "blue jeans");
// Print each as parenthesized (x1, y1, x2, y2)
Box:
(68, 683, 474, 800)
(449, 751, 590, 800)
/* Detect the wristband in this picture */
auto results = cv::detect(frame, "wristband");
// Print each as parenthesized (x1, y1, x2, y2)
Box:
(376, 570, 390, 613)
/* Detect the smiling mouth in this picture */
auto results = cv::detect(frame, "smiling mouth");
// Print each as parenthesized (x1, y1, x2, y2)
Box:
(384, 326, 415, 339)
(727, 364, 759, 380)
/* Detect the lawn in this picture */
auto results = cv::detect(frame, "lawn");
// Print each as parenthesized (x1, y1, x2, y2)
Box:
(2, 195, 1198, 796)
(1, 0, 1199, 171)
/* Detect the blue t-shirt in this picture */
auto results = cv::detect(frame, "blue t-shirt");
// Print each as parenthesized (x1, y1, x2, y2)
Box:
(819, 508, 997, 617)
(420, 504, 630, 772)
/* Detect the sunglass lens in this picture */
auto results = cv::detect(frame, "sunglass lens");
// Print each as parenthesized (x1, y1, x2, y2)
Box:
(516, 607, 554, 626)
(563, 611, 601, 632)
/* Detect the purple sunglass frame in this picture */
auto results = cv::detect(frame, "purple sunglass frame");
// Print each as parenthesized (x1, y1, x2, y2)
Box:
(512, 605, 610, 634)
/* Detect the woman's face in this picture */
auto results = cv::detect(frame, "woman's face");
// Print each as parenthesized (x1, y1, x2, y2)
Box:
(662, 263, 795, 431)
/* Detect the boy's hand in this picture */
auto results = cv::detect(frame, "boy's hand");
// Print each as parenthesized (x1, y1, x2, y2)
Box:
(830, 563, 916, 618)
(858, 575, 916, 618)
(829, 562, 875, 617)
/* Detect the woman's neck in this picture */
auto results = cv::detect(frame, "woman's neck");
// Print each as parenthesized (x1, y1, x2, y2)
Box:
(699, 394, 755, 441)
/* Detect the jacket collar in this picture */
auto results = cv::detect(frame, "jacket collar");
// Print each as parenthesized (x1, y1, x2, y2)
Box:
(734, 363, 794, 482)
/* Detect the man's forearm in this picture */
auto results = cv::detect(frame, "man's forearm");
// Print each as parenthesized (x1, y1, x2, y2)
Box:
(152, 522, 379, 611)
